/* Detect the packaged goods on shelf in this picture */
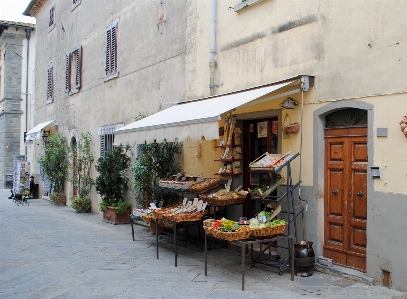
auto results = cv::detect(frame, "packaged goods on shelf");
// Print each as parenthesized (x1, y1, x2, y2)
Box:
(188, 178, 222, 193)
(234, 128, 241, 145)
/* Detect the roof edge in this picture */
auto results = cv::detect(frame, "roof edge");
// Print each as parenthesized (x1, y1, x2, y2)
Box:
(23, 0, 40, 17)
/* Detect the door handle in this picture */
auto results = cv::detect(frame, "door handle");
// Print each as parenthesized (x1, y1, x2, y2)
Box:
(332, 189, 338, 195)
(357, 191, 363, 197)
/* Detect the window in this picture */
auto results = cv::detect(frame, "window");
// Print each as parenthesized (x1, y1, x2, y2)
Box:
(49, 5, 56, 31)
(105, 20, 118, 78)
(65, 45, 82, 93)
(98, 124, 124, 157)
(47, 65, 54, 103)
(72, 0, 81, 10)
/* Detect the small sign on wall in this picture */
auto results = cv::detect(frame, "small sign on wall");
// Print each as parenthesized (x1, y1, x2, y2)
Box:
(257, 121, 267, 138)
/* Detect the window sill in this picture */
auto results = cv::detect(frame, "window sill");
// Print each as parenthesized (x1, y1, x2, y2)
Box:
(71, 0, 81, 11)
(48, 24, 55, 33)
(68, 89, 80, 96)
(46, 99, 53, 105)
(104, 72, 119, 82)
(233, 0, 266, 12)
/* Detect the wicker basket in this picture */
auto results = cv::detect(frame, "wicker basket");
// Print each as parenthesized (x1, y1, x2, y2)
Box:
(203, 219, 217, 227)
(166, 212, 205, 222)
(285, 123, 300, 134)
(153, 203, 182, 219)
(204, 226, 214, 235)
(212, 227, 251, 241)
(142, 215, 155, 224)
(204, 196, 246, 207)
(249, 224, 286, 238)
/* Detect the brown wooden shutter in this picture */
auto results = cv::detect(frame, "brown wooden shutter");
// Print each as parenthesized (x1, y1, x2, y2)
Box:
(100, 135, 105, 157)
(105, 28, 111, 75)
(47, 66, 53, 102)
(65, 53, 71, 93)
(110, 23, 117, 73)
(75, 45, 82, 89)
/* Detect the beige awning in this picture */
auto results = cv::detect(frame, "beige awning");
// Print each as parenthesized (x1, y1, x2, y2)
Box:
(114, 78, 309, 145)
(26, 120, 57, 142)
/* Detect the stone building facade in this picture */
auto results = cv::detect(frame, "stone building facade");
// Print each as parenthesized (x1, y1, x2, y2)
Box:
(23, 0, 187, 206)
(25, 0, 407, 291)
(0, 21, 36, 189)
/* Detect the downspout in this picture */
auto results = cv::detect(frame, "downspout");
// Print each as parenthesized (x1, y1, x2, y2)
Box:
(209, 0, 217, 96)
(24, 28, 31, 156)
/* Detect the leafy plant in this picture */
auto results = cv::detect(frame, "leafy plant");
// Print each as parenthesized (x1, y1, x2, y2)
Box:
(98, 200, 131, 215)
(95, 144, 131, 214)
(133, 140, 182, 208)
(71, 196, 91, 211)
(38, 134, 70, 194)
(50, 192, 66, 203)
(70, 133, 95, 199)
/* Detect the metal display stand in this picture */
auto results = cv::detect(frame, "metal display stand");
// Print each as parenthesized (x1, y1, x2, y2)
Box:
(204, 233, 294, 291)
(204, 153, 302, 290)
(248, 152, 303, 273)
(155, 218, 203, 267)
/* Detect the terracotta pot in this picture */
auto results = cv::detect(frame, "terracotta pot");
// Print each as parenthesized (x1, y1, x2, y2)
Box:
(103, 206, 130, 225)
(150, 222, 166, 235)
(51, 193, 66, 206)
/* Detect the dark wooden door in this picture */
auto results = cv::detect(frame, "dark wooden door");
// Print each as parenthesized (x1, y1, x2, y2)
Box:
(323, 127, 367, 272)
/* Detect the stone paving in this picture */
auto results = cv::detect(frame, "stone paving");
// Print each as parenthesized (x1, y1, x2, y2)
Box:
(0, 189, 406, 299)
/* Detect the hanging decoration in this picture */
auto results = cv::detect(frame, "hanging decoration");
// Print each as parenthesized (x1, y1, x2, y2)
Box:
(283, 113, 300, 135)
(195, 136, 205, 158)
(400, 114, 407, 138)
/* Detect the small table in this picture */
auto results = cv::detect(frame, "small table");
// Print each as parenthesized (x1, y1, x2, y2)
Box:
(155, 218, 203, 267)
(204, 233, 294, 291)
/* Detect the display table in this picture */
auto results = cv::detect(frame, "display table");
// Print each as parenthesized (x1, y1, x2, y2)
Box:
(155, 218, 203, 267)
(204, 232, 294, 291)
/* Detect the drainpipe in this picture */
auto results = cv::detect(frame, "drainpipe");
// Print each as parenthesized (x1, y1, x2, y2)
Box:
(24, 28, 31, 156)
(209, 0, 217, 96)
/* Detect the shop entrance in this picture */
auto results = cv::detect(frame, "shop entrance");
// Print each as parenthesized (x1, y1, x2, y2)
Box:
(323, 126, 367, 272)
(243, 117, 278, 217)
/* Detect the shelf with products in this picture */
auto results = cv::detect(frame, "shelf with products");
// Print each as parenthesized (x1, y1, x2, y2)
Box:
(214, 159, 241, 162)
(246, 152, 303, 276)
(214, 173, 241, 176)
(215, 144, 242, 148)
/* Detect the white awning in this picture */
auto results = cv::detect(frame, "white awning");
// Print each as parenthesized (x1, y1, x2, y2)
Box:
(114, 81, 295, 145)
(26, 120, 57, 141)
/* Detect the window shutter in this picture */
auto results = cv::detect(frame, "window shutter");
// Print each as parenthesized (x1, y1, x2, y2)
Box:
(105, 28, 111, 75)
(47, 66, 53, 102)
(100, 135, 105, 157)
(75, 46, 82, 89)
(65, 53, 71, 93)
(110, 23, 117, 73)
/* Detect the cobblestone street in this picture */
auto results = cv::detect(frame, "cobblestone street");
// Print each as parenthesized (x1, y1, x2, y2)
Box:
(1, 190, 406, 299)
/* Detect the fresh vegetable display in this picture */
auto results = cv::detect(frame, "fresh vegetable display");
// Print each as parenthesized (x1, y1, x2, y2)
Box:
(249, 217, 287, 228)
(211, 219, 245, 232)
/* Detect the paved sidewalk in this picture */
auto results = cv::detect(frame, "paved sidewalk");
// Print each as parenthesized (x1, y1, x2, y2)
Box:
(0, 190, 406, 299)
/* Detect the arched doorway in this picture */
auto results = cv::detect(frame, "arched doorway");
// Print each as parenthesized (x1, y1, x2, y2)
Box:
(323, 108, 368, 272)
(71, 137, 78, 197)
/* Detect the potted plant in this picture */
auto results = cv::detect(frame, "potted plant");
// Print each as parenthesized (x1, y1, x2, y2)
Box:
(95, 144, 132, 224)
(133, 140, 182, 208)
(38, 134, 70, 206)
(70, 133, 95, 212)
(133, 140, 182, 233)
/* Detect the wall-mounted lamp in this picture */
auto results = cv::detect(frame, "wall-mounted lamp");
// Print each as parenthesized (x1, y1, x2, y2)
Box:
(280, 97, 298, 109)
(42, 130, 50, 145)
